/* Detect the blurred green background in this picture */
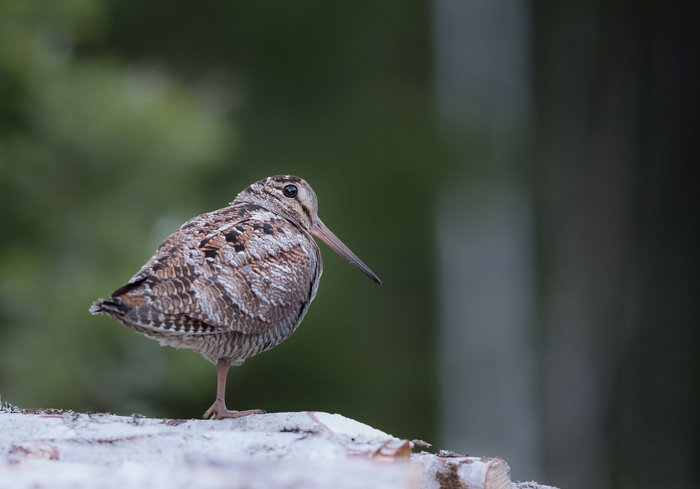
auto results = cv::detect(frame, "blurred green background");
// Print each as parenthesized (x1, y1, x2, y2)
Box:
(0, 0, 445, 441)
(1, 1, 699, 488)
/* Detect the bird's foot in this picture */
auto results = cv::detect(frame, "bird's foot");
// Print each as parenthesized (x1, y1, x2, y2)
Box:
(203, 401, 266, 420)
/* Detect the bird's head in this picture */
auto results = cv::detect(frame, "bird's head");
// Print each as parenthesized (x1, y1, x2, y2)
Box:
(234, 175, 381, 284)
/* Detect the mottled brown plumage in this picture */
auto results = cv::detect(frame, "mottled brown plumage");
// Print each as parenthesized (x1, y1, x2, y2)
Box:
(90, 175, 380, 419)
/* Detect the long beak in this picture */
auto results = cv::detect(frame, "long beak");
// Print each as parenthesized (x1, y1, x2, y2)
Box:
(310, 217, 381, 285)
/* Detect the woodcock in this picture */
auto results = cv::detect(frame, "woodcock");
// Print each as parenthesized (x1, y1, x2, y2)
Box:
(90, 175, 380, 420)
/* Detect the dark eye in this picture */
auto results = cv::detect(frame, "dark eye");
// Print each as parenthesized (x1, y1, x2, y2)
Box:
(283, 185, 298, 198)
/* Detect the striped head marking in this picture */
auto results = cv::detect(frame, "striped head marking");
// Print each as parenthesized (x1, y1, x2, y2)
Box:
(234, 175, 318, 231)
(233, 175, 381, 284)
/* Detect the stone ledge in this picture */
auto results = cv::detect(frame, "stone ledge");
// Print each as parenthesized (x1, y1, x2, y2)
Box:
(0, 405, 556, 489)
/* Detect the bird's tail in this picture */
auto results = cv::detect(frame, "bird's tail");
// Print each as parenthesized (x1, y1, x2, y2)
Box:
(89, 298, 129, 317)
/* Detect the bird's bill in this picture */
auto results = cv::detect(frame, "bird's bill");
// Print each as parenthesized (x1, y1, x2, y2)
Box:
(310, 217, 381, 285)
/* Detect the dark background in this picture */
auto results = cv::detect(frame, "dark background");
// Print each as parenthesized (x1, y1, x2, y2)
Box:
(1, 1, 698, 488)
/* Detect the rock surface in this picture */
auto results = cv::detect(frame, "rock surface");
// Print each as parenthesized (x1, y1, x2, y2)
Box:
(0, 404, 555, 489)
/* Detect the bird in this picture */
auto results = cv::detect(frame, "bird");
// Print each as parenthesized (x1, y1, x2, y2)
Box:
(90, 175, 380, 420)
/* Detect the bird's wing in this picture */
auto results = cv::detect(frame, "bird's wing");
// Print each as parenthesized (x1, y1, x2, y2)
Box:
(111, 204, 319, 335)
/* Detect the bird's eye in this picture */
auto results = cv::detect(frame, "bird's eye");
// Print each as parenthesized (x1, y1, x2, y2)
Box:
(283, 185, 298, 198)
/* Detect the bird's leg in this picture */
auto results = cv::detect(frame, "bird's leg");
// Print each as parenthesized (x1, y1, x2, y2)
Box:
(203, 358, 265, 420)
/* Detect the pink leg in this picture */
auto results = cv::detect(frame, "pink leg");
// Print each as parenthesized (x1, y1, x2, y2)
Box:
(203, 358, 266, 420)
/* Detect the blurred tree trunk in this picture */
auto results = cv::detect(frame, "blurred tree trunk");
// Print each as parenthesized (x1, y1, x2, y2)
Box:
(532, 0, 700, 488)
(434, 0, 540, 482)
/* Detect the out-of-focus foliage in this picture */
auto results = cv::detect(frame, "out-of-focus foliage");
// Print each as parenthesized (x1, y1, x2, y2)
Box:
(0, 0, 234, 416)
(0, 0, 446, 442)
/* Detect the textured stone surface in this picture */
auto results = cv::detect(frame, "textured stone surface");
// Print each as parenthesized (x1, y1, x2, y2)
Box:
(0, 407, 555, 489)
